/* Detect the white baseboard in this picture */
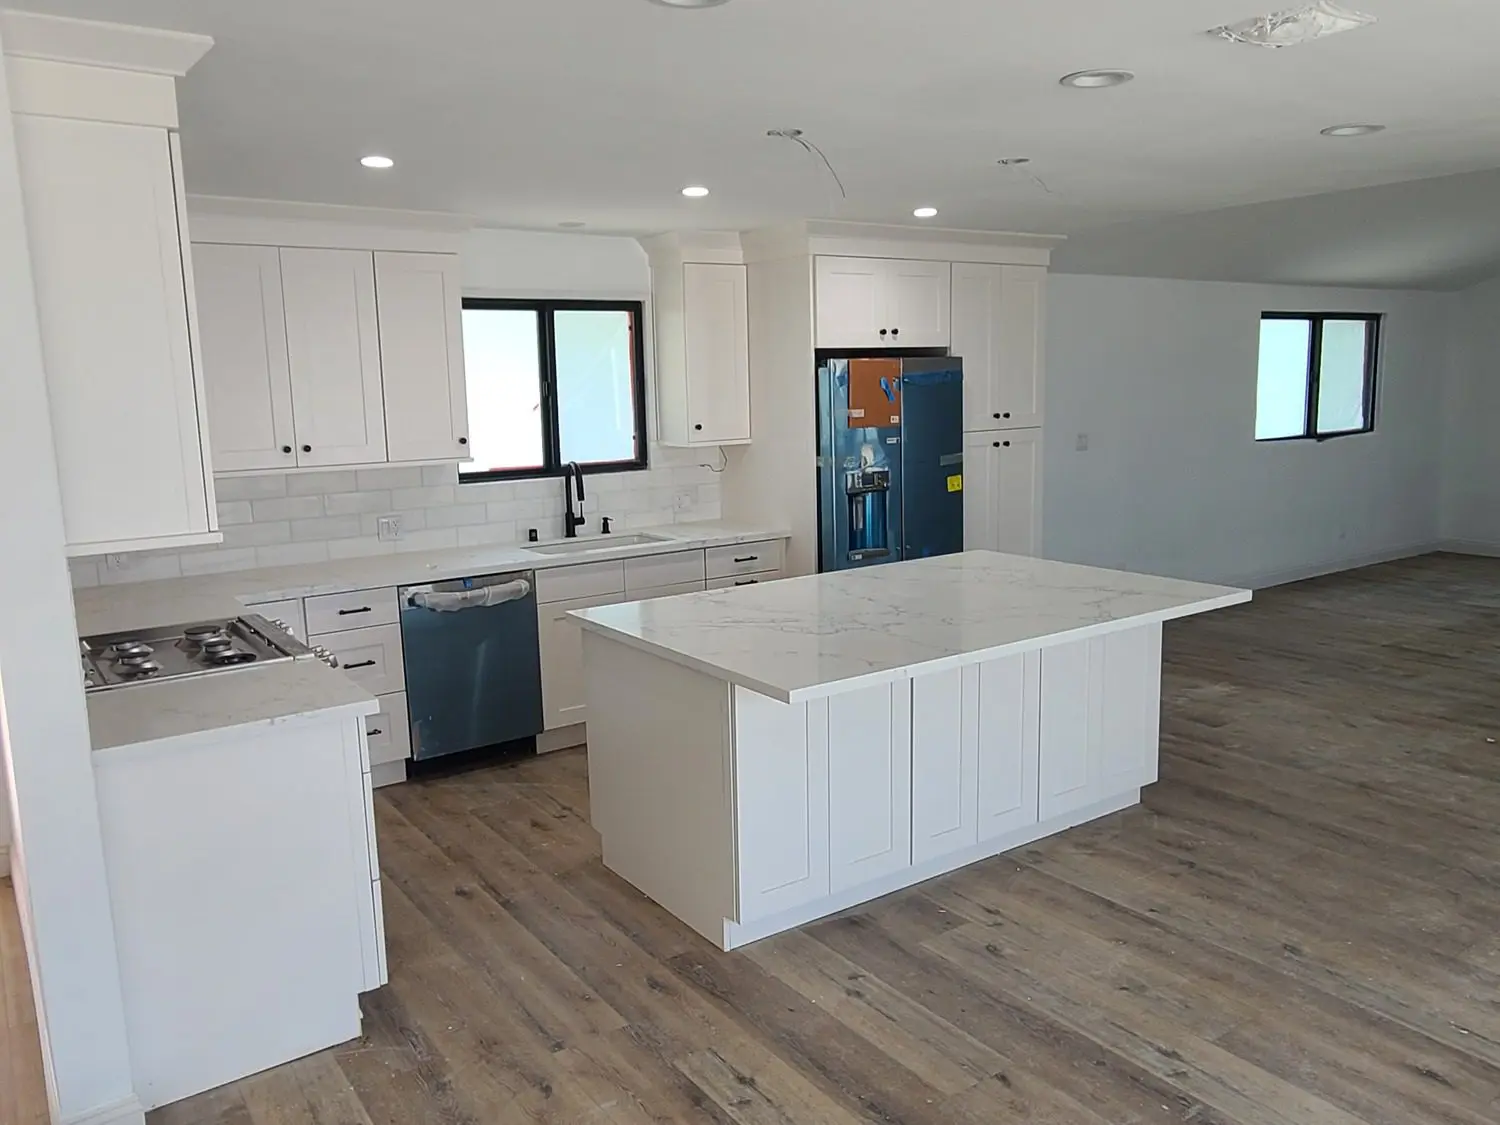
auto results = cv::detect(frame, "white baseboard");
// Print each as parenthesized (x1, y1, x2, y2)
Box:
(1439, 539, 1500, 558)
(1229, 541, 1441, 590)
(65, 1094, 145, 1125)
(536, 724, 586, 755)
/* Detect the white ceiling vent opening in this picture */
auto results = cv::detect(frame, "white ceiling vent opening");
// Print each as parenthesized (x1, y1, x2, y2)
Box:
(1211, 2, 1377, 47)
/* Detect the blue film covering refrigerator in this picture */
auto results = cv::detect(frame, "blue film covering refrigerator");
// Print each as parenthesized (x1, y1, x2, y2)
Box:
(816, 356, 965, 572)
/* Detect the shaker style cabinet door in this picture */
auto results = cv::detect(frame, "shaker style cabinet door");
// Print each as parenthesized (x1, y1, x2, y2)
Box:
(815, 256, 886, 349)
(951, 263, 1044, 431)
(194, 243, 297, 473)
(962, 431, 1041, 558)
(280, 248, 387, 467)
(375, 252, 470, 463)
(538, 591, 626, 731)
(682, 262, 751, 444)
(826, 682, 913, 893)
(883, 259, 951, 348)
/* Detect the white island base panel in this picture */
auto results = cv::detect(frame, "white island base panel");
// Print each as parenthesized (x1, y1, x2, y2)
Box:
(583, 620, 1164, 951)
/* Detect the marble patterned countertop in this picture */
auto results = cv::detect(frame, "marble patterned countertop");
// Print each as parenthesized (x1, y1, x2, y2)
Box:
(79, 520, 788, 751)
(572, 551, 1252, 703)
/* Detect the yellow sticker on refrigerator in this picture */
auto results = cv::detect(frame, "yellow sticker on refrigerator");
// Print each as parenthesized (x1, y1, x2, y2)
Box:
(947, 475, 963, 493)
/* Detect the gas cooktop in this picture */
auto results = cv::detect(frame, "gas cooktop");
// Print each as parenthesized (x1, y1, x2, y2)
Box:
(80, 615, 313, 692)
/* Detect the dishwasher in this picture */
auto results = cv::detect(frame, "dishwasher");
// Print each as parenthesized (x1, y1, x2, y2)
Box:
(398, 570, 544, 761)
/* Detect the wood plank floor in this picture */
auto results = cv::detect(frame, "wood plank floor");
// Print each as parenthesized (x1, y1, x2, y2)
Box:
(7, 552, 1500, 1125)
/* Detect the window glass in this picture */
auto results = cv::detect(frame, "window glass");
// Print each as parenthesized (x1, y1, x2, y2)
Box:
(1255, 318, 1311, 440)
(1316, 319, 1371, 434)
(460, 307, 544, 474)
(554, 309, 639, 465)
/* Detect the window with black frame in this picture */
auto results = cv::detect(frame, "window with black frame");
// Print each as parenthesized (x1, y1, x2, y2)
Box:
(1254, 312, 1380, 441)
(458, 298, 648, 482)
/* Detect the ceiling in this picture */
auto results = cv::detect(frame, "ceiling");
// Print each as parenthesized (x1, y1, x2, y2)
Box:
(10, 0, 1500, 285)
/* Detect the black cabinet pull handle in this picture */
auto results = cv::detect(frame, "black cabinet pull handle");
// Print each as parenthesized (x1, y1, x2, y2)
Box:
(367, 727, 383, 736)
(302, 444, 312, 453)
(337, 607, 372, 616)
(282, 445, 293, 454)
(733, 555, 759, 563)
(734, 579, 758, 586)
(343, 659, 377, 670)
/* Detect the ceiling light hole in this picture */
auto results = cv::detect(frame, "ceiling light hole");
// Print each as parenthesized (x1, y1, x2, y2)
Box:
(1213, 3, 1376, 48)
(681, 185, 710, 198)
(996, 158, 1032, 167)
(913, 207, 939, 219)
(360, 155, 394, 169)
(1320, 124, 1385, 137)
(647, 0, 731, 7)
(1059, 69, 1135, 89)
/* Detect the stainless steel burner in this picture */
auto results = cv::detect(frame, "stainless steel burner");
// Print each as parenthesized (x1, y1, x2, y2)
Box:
(116, 660, 162, 678)
(80, 615, 313, 692)
(111, 641, 153, 658)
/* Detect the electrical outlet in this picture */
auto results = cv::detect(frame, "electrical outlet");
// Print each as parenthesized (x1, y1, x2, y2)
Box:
(104, 553, 130, 571)
(376, 515, 403, 542)
(1075, 433, 1090, 452)
(673, 490, 697, 514)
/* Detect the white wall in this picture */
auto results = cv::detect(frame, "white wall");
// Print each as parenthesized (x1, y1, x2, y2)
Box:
(0, 34, 142, 1124)
(463, 227, 649, 298)
(1441, 274, 1500, 551)
(1043, 274, 1449, 587)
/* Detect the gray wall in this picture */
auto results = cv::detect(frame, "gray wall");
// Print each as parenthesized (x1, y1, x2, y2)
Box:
(1442, 275, 1500, 551)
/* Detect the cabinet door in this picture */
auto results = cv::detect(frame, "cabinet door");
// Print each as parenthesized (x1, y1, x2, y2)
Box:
(194, 244, 297, 472)
(734, 691, 831, 921)
(683, 262, 751, 444)
(974, 653, 1041, 840)
(280, 248, 387, 467)
(538, 591, 624, 730)
(1099, 624, 1162, 792)
(826, 682, 912, 893)
(815, 256, 885, 349)
(16, 116, 213, 553)
(911, 668, 977, 865)
(884, 259, 951, 348)
(962, 431, 1040, 557)
(375, 252, 469, 463)
(951, 264, 1044, 431)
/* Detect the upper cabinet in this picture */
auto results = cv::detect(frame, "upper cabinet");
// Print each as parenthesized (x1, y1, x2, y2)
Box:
(7, 17, 219, 556)
(951, 263, 1045, 431)
(814, 256, 951, 350)
(194, 235, 469, 471)
(375, 252, 469, 463)
(644, 235, 752, 448)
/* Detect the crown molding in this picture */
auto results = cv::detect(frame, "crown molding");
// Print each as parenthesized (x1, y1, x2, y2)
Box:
(0, 10, 211, 76)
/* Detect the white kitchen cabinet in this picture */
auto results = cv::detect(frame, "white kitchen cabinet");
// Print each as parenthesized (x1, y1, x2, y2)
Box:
(194, 244, 297, 473)
(963, 429, 1041, 557)
(1039, 626, 1161, 821)
(539, 590, 626, 730)
(649, 252, 752, 447)
(16, 116, 218, 556)
(314, 623, 405, 698)
(279, 248, 387, 467)
(375, 252, 470, 463)
(951, 263, 1045, 431)
(826, 683, 912, 893)
(814, 256, 951, 349)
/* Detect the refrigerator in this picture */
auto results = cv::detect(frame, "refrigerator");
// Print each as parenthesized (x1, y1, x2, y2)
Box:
(816, 356, 965, 572)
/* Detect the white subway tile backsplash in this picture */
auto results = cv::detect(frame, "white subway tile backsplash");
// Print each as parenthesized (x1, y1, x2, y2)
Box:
(356, 466, 425, 490)
(290, 516, 363, 542)
(215, 474, 288, 501)
(250, 495, 324, 522)
(287, 470, 359, 496)
(74, 453, 721, 585)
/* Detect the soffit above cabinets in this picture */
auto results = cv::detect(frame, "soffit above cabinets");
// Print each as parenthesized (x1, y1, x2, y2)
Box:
(740, 222, 1064, 267)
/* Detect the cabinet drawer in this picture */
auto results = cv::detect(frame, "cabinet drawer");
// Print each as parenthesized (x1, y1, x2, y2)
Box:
(707, 571, 779, 592)
(305, 587, 400, 635)
(320, 623, 405, 696)
(625, 550, 706, 594)
(705, 540, 784, 580)
(535, 560, 625, 604)
(630, 579, 706, 602)
(365, 691, 411, 767)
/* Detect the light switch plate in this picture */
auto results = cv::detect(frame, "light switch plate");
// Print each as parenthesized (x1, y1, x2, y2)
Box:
(1075, 433, 1090, 452)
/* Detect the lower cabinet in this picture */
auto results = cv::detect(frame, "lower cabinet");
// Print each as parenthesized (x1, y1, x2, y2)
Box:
(538, 590, 627, 730)
(963, 429, 1041, 556)
(826, 684, 912, 893)
(1038, 626, 1163, 821)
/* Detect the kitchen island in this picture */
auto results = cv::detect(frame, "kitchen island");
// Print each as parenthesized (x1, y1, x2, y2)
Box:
(573, 551, 1250, 950)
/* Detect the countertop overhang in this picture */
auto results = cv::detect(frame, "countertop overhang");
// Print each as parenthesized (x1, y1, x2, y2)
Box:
(571, 551, 1252, 703)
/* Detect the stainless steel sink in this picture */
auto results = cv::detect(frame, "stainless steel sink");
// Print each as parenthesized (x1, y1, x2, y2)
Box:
(527, 534, 668, 555)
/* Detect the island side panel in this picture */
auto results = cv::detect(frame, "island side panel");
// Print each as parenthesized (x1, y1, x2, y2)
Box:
(581, 630, 737, 947)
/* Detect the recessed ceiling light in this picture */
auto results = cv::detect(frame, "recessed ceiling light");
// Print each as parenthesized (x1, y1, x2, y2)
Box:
(1059, 69, 1135, 89)
(360, 155, 394, 169)
(1320, 124, 1385, 137)
(913, 207, 939, 219)
(647, 0, 731, 7)
(681, 185, 710, 198)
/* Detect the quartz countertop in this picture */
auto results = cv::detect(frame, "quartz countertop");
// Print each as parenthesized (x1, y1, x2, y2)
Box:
(572, 551, 1251, 703)
(72, 521, 790, 637)
(88, 660, 378, 752)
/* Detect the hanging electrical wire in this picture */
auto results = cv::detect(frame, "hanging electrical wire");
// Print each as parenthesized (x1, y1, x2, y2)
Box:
(997, 157, 1056, 196)
(767, 128, 848, 199)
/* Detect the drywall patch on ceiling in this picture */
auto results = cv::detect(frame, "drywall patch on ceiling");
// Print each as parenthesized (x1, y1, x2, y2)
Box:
(1211, 2, 1376, 47)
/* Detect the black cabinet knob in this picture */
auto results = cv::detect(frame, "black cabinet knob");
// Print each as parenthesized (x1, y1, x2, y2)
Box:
(694, 423, 704, 431)
(458, 436, 468, 445)
(891, 328, 900, 336)
(992, 413, 1001, 420)
(302, 444, 312, 453)
(1003, 440, 1011, 447)
(282, 445, 292, 454)
(1003, 412, 1011, 419)
(879, 329, 888, 337)
(993, 441, 1000, 448)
